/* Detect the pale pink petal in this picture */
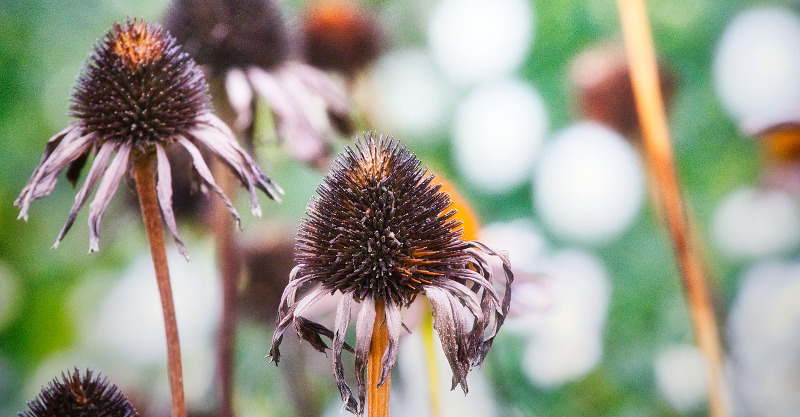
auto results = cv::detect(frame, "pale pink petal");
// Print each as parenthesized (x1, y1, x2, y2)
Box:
(87, 144, 132, 253)
(53, 142, 118, 249)
(16, 126, 93, 220)
(354, 296, 376, 414)
(225, 68, 255, 133)
(333, 294, 359, 414)
(155, 143, 188, 260)
(378, 300, 402, 386)
(177, 135, 241, 228)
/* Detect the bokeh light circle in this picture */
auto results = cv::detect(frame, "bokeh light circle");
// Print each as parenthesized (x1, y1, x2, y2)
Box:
(454, 78, 548, 193)
(428, 0, 533, 85)
(533, 122, 644, 244)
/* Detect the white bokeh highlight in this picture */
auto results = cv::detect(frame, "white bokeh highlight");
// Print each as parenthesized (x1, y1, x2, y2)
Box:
(454, 79, 548, 193)
(714, 7, 800, 127)
(729, 261, 800, 415)
(370, 49, 452, 137)
(518, 250, 611, 387)
(711, 187, 800, 260)
(82, 244, 221, 410)
(428, 0, 533, 85)
(654, 345, 709, 414)
(533, 122, 645, 244)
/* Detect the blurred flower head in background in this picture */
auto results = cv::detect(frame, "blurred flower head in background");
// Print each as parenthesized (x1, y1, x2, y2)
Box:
(569, 41, 676, 139)
(270, 134, 513, 415)
(14, 19, 281, 259)
(165, 0, 353, 166)
(20, 368, 139, 417)
(301, 0, 383, 78)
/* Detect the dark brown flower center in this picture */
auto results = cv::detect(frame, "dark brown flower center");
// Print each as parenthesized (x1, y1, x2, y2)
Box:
(71, 19, 210, 148)
(297, 135, 471, 304)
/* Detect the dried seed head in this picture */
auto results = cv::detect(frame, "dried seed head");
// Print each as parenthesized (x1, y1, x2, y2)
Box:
(301, 0, 383, 76)
(297, 133, 471, 305)
(71, 19, 210, 149)
(165, 0, 290, 74)
(19, 368, 138, 417)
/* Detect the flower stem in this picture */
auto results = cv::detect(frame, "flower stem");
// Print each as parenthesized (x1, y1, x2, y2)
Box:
(368, 300, 390, 417)
(212, 164, 239, 417)
(133, 153, 187, 417)
(421, 304, 441, 417)
(210, 79, 243, 417)
(616, 1, 728, 416)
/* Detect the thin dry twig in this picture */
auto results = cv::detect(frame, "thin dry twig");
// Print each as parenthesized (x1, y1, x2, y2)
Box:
(616, 1, 728, 416)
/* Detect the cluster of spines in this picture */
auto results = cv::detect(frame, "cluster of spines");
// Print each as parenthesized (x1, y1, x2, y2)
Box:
(19, 368, 138, 417)
(71, 19, 210, 149)
(296, 133, 471, 304)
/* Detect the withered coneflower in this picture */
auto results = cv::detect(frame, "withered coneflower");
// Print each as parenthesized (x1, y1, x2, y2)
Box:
(15, 19, 281, 417)
(270, 133, 513, 416)
(165, 0, 353, 166)
(301, 0, 383, 79)
(20, 368, 138, 417)
(15, 19, 282, 256)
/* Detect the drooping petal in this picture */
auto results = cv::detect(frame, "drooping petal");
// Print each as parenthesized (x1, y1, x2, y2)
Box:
(426, 286, 469, 393)
(248, 67, 324, 164)
(469, 241, 514, 362)
(191, 113, 282, 215)
(225, 68, 255, 133)
(16, 126, 93, 220)
(53, 142, 118, 249)
(270, 285, 328, 363)
(378, 300, 402, 386)
(273, 69, 329, 163)
(333, 295, 359, 414)
(177, 135, 241, 228)
(155, 143, 188, 260)
(295, 316, 335, 353)
(287, 62, 350, 117)
(87, 145, 132, 253)
(354, 296, 376, 415)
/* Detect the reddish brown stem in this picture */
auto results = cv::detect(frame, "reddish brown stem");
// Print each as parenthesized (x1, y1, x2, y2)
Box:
(134, 153, 187, 417)
(616, 1, 728, 416)
(208, 78, 243, 417)
(212, 163, 240, 417)
(368, 301, 390, 417)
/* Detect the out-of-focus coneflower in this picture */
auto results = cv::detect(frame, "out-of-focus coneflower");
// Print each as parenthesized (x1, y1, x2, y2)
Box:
(19, 368, 138, 417)
(569, 42, 675, 139)
(15, 19, 282, 256)
(270, 133, 513, 416)
(165, 0, 353, 166)
(744, 118, 800, 196)
(15, 19, 281, 417)
(301, 0, 383, 79)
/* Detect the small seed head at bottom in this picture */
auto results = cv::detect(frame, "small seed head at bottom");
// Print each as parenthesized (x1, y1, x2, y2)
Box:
(19, 368, 138, 417)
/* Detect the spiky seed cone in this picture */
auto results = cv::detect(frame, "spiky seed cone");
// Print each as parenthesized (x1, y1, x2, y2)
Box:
(165, 0, 290, 74)
(297, 133, 471, 305)
(71, 19, 210, 150)
(19, 368, 138, 417)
